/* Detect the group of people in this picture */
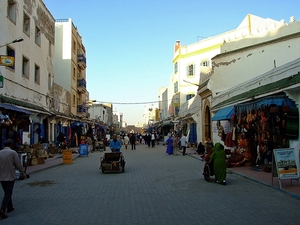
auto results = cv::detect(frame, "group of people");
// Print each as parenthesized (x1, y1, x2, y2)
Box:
(165, 133, 188, 156)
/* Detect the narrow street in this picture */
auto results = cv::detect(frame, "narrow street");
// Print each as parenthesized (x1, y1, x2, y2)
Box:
(7, 143, 300, 225)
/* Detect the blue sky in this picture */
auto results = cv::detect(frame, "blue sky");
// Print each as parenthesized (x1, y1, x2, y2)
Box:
(43, 0, 300, 125)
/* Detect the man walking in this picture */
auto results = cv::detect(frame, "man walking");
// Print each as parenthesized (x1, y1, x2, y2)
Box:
(179, 134, 188, 156)
(0, 139, 26, 219)
(151, 132, 156, 148)
(130, 133, 136, 150)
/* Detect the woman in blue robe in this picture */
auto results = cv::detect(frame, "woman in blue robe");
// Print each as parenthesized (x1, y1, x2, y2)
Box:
(166, 136, 174, 155)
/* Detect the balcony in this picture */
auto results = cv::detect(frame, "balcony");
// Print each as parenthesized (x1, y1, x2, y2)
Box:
(77, 54, 86, 69)
(77, 104, 87, 113)
(77, 79, 86, 93)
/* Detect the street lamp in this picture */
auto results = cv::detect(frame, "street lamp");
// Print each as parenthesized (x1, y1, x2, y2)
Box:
(0, 38, 24, 88)
(0, 37, 24, 48)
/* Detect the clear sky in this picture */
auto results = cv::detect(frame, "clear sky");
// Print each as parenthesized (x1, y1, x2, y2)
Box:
(43, 0, 300, 125)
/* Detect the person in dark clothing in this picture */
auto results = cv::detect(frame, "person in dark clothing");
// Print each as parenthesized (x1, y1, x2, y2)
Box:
(196, 142, 205, 155)
(129, 134, 136, 150)
(145, 133, 151, 147)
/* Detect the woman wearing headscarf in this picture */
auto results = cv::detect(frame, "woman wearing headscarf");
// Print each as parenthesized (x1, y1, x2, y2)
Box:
(209, 142, 227, 185)
(165, 135, 174, 155)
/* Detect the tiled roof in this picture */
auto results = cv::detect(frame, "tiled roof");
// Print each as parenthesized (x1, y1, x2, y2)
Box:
(212, 72, 300, 109)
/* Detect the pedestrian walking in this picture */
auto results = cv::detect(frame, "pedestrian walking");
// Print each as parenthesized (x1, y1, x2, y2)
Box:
(165, 135, 174, 155)
(173, 134, 179, 156)
(179, 134, 188, 156)
(0, 139, 26, 219)
(145, 133, 151, 147)
(123, 134, 129, 149)
(130, 133, 136, 150)
(151, 132, 156, 148)
(209, 142, 227, 185)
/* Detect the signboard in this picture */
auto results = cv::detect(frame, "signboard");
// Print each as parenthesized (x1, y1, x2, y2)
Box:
(272, 148, 299, 189)
(79, 144, 89, 157)
(0, 55, 14, 66)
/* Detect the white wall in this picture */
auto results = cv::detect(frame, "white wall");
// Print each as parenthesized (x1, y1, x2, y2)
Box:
(209, 19, 300, 98)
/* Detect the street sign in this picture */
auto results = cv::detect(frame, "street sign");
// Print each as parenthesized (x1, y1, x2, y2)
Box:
(0, 55, 14, 66)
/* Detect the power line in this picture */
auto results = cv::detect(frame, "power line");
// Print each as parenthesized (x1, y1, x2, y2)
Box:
(95, 99, 174, 105)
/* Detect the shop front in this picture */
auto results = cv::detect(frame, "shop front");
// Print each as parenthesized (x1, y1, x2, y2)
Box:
(212, 94, 298, 169)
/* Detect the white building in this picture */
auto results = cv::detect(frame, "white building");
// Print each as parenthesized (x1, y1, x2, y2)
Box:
(0, 0, 55, 144)
(160, 14, 289, 145)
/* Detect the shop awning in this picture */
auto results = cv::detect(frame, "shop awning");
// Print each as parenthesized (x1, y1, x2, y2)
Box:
(71, 121, 84, 128)
(235, 94, 296, 113)
(212, 106, 234, 121)
(0, 103, 31, 114)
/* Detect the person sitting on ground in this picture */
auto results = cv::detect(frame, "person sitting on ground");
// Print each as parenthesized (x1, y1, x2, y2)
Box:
(196, 142, 205, 155)
(109, 134, 122, 152)
(209, 142, 227, 185)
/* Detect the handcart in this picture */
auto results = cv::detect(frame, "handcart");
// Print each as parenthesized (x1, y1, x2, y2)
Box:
(100, 152, 125, 173)
(16, 152, 31, 179)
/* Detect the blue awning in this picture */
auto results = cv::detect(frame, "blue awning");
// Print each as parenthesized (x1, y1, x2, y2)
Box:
(71, 121, 84, 128)
(212, 106, 234, 121)
(0, 103, 31, 114)
(235, 95, 296, 113)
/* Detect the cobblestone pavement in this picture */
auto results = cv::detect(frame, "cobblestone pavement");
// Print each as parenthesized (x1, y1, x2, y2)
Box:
(4, 144, 300, 225)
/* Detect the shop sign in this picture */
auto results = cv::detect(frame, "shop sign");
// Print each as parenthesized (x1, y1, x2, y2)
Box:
(0, 55, 14, 66)
(272, 148, 300, 189)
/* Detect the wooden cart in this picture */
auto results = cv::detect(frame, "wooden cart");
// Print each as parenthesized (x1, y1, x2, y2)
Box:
(100, 152, 125, 173)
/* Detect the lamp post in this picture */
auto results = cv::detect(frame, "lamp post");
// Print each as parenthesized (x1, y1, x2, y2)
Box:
(0, 37, 24, 49)
(0, 38, 24, 88)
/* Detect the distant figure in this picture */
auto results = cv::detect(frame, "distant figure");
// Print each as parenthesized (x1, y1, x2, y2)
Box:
(123, 134, 130, 149)
(151, 132, 156, 148)
(165, 135, 174, 155)
(129, 134, 136, 150)
(179, 134, 188, 156)
(145, 133, 151, 147)
(196, 142, 205, 155)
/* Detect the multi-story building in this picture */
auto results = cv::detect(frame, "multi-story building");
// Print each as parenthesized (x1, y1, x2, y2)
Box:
(160, 14, 285, 145)
(206, 16, 300, 162)
(54, 18, 89, 143)
(0, 0, 56, 146)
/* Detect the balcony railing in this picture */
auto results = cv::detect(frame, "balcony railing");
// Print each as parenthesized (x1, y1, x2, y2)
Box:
(77, 104, 87, 113)
(77, 79, 86, 93)
(78, 54, 86, 69)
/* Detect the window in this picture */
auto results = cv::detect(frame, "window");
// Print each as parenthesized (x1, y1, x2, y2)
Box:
(7, 0, 16, 24)
(174, 81, 178, 93)
(186, 94, 195, 101)
(200, 60, 210, 67)
(7, 46, 15, 70)
(186, 64, 195, 76)
(34, 64, 40, 84)
(73, 67, 76, 78)
(48, 74, 51, 90)
(23, 12, 30, 36)
(35, 26, 41, 46)
(48, 40, 52, 56)
(73, 95, 76, 106)
(22, 56, 29, 78)
(73, 40, 76, 52)
(174, 62, 178, 74)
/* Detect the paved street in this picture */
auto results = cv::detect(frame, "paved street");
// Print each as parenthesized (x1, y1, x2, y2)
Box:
(4, 144, 300, 225)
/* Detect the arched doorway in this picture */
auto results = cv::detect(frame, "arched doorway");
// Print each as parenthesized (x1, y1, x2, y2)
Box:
(204, 105, 212, 140)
